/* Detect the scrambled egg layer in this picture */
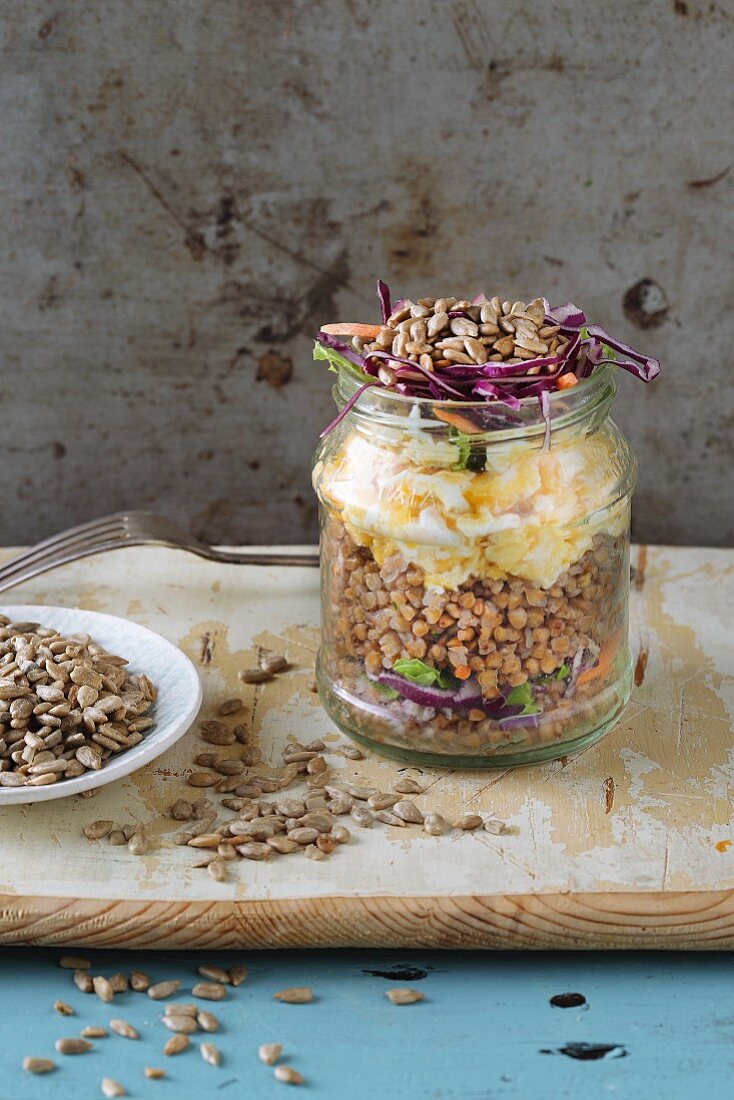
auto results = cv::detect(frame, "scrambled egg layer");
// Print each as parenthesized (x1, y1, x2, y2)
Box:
(315, 430, 626, 590)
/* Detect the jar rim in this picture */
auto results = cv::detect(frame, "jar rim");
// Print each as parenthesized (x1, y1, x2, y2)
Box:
(335, 362, 617, 440)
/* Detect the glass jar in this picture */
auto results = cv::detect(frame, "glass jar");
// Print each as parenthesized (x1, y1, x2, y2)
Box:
(312, 362, 636, 768)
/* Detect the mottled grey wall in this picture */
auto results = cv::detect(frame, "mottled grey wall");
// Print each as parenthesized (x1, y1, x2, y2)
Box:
(1, 0, 732, 547)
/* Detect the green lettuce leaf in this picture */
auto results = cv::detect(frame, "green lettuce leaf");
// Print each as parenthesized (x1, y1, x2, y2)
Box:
(372, 681, 399, 701)
(506, 681, 540, 716)
(312, 340, 364, 381)
(392, 658, 447, 689)
(537, 663, 570, 684)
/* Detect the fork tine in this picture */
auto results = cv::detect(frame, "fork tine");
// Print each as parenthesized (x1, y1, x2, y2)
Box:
(0, 513, 129, 578)
(0, 538, 136, 595)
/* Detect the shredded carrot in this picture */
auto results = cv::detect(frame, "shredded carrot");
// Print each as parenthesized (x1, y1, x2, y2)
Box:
(556, 373, 578, 390)
(434, 408, 483, 434)
(577, 632, 621, 687)
(320, 323, 382, 339)
(454, 665, 472, 680)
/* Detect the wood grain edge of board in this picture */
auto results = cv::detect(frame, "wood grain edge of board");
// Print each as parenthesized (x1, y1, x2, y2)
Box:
(3, 890, 734, 950)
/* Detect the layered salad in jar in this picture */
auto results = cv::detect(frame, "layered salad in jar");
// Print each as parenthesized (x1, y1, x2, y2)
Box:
(312, 282, 659, 766)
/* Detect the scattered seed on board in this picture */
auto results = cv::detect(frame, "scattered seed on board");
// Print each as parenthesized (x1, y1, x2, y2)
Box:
(148, 980, 181, 1000)
(197, 963, 231, 985)
(55, 1037, 92, 1054)
(108, 973, 129, 993)
(22, 1057, 55, 1074)
(109, 1019, 138, 1040)
(260, 654, 288, 675)
(145, 1067, 166, 1079)
(60, 955, 90, 969)
(338, 744, 364, 760)
(273, 987, 313, 1004)
(258, 1042, 283, 1065)
(423, 812, 447, 836)
(197, 1010, 219, 1033)
(484, 818, 507, 835)
(208, 859, 227, 882)
(274, 1065, 304, 1085)
(163, 1034, 190, 1056)
(54, 1000, 74, 1016)
(386, 988, 424, 1005)
(130, 970, 150, 992)
(81, 1027, 108, 1038)
(101, 1078, 126, 1098)
(238, 668, 271, 684)
(393, 800, 424, 824)
(162, 1015, 198, 1034)
(452, 813, 483, 831)
(84, 820, 114, 840)
(192, 981, 227, 1001)
(74, 969, 94, 993)
(393, 778, 423, 795)
(229, 966, 247, 986)
(200, 1041, 220, 1066)
(218, 698, 242, 716)
(93, 976, 114, 1003)
(164, 1003, 198, 1016)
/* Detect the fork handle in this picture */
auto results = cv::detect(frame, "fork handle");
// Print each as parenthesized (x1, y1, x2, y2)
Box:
(191, 546, 320, 568)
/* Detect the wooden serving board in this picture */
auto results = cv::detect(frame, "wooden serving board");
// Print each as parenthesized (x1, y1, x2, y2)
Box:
(0, 543, 732, 950)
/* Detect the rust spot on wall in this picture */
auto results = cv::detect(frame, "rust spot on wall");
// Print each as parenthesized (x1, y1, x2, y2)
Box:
(38, 14, 59, 40)
(634, 647, 648, 687)
(673, 0, 688, 13)
(256, 350, 293, 389)
(38, 276, 59, 311)
(686, 165, 731, 189)
(623, 278, 669, 329)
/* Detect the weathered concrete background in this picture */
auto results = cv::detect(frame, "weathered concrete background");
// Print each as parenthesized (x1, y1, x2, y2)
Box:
(1, 0, 732, 547)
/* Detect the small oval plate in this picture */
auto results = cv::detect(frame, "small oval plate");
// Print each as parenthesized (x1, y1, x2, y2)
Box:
(0, 605, 202, 804)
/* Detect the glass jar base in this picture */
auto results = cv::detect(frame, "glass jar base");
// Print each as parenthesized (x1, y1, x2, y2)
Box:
(317, 655, 632, 769)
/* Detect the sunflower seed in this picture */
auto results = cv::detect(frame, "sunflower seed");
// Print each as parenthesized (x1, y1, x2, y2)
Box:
(229, 966, 247, 986)
(350, 805, 374, 828)
(304, 844, 325, 861)
(55, 1037, 92, 1054)
(238, 668, 271, 683)
(338, 743, 364, 760)
(163, 1003, 198, 1016)
(81, 1027, 108, 1038)
(162, 1015, 198, 1033)
(109, 1019, 138, 1040)
(368, 792, 399, 811)
(144, 1067, 166, 1079)
(330, 825, 351, 844)
(200, 1041, 220, 1066)
(54, 1000, 74, 1015)
(192, 981, 227, 1001)
(108, 829, 126, 845)
(195, 1010, 218, 1033)
(60, 954, 91, 969)
(84, 820, 114, 840)
(423, 812, 447, 836)
(259, 1042, 283, 1065)
(393, 800, 424, 824)
(187, 771, 219, 787)
(267, 835, 300, 854)
(195, 752, 219, 768)
(93, 976, 114, 1003)
(386, 988, 424, 1005)
(288, 827, 320, 845)
(163, 1034, 190, 1055)
(376, 810, 406, 827)
(74, 969, 94, 993)
(108, 973, 129, 993)
(128, 832, 148, 855)
(218, 698, 242, 716)
(274, 1065, 304, 1085)
(100, 1078, 126, 1097)
(236, 842, 271, 861)
(452, 813, 483, 831)
(197, 964, 231, 985)
(345, 784, 377, 801)
(148, 980, 181, 1001)
(200, 725, 236, 746)
(392, 778, 423, 795)
(273, 987, 313, 1004)
(130, 969, 150, 992)
(484, 818, 507, 835)
(23, 1057, 56, 1073)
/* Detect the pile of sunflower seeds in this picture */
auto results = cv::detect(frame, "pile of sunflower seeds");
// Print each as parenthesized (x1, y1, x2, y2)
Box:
(356, 295, 569, 382)
(0, 618, 156, 789)
(23, 958, 307, 1088)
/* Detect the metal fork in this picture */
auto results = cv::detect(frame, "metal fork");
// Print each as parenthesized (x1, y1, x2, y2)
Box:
(0, 512, 319, 594)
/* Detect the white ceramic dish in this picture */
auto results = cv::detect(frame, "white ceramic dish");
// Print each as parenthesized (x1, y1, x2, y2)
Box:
(0, 605, 202, 804)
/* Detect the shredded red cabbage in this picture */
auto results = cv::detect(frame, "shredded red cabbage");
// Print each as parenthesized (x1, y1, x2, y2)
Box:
(315, 284, 660, 441)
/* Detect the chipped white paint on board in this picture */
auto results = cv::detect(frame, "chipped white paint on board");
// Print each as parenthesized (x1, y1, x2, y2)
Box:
(0, 544, 732, 948)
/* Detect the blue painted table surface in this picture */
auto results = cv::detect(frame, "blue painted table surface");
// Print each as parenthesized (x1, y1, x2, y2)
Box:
(2, 948, 733, 1099)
